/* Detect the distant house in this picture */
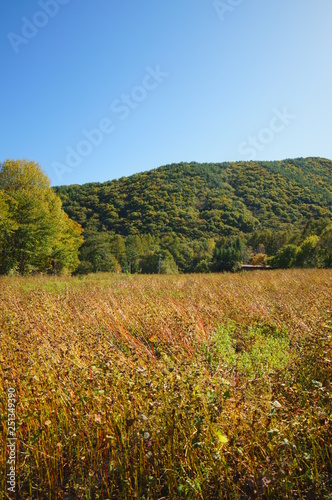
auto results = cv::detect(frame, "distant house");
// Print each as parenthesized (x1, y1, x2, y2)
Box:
(241, 264, 271, 271)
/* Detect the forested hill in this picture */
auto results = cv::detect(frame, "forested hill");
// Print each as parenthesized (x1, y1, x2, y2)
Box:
(54, 157, 331, 238)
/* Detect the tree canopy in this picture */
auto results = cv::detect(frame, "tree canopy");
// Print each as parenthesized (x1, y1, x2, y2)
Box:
(53, 157, 332, 273)
(0, 160, 83, 275)
(1, 158, 331, 275)
(55, 157, 332, 238)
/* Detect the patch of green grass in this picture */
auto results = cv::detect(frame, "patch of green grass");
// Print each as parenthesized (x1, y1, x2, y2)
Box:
(203, 322, 290, 378)
(237, 326, 290, 378)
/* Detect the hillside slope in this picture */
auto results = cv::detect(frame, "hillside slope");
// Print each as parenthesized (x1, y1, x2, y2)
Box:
(55, 157, 332, 239)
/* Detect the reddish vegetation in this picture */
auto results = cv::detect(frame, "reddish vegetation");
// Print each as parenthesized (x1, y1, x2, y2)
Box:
(0, 270, 331, 498)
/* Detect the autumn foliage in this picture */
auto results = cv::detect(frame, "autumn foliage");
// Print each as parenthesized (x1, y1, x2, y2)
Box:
(0, 270, 331, 498)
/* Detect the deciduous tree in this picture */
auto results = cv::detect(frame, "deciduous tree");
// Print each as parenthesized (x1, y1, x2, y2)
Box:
(0, 160, 83, 274)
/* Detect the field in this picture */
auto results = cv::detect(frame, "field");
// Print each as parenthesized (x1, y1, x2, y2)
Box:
(0, 270, 331, 499)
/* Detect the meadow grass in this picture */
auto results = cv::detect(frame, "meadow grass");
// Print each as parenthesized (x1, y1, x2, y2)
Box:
(0, 270, 331, 499)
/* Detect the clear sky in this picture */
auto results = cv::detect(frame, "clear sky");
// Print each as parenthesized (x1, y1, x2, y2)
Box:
(1, 0, 332, 186)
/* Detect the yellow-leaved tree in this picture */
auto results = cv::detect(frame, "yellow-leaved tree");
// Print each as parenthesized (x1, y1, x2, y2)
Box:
(0, 159, 83, 275)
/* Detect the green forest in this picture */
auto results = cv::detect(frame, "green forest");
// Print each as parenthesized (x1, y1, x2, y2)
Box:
(1, 158, 332, 275)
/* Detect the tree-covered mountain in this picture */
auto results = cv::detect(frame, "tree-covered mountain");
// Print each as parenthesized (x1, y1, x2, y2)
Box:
(53, 157, 332, 274)
(55, 157, 331, 238)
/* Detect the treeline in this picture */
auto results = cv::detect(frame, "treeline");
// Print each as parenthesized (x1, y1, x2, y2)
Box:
(0, 158, 331, 275)
(74, 220, 332, 275)
(55, 157, 332, 274)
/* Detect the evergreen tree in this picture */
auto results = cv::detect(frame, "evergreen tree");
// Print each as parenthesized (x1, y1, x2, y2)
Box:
(212, 237, 244, 272)
(77, 231, 120, 273)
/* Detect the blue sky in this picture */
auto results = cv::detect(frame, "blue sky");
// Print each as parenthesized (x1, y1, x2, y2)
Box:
(1, 0, 332, 186)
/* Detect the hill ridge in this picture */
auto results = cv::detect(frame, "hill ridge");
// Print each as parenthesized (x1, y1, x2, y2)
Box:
(54, 157, 332, 239)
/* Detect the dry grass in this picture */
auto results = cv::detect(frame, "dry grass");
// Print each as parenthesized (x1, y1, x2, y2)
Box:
(0, 269, 331, 499)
